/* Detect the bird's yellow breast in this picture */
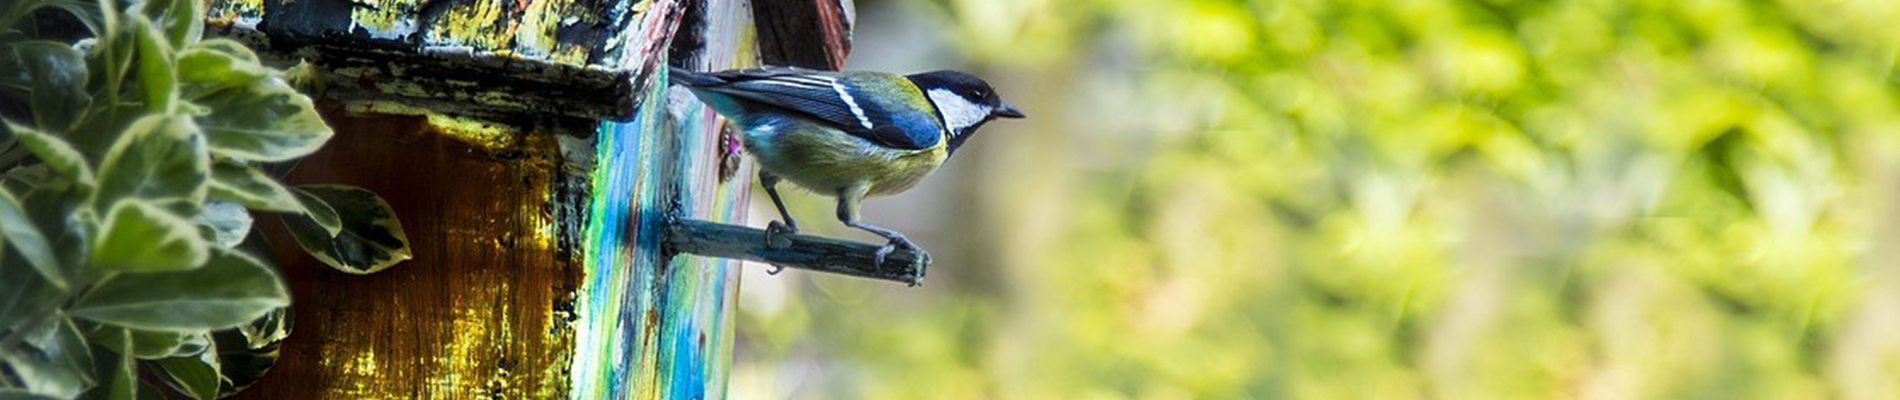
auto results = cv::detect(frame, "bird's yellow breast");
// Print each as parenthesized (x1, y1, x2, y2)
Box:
(743, 119, 947, 197)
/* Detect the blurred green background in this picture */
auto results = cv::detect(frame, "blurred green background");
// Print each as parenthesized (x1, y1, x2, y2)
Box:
(727, 0, 1900, 398)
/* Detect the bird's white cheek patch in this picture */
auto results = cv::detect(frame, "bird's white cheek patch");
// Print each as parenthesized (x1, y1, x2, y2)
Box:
(927, 88, 989, 135)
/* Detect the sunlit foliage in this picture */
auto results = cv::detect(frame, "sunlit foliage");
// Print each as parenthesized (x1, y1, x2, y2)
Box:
(735, 0, 1900, 398)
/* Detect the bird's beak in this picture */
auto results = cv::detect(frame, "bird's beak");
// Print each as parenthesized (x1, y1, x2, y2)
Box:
(993, 102, 1026, 119)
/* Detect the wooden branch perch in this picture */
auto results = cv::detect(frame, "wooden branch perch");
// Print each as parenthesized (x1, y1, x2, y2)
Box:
(664, 218, 929, 286)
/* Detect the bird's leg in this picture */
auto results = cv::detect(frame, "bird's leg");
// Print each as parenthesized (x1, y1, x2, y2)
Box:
(836, 186, 920, 266)
(759, 170, 800, 232)
(759, 170, 796, 274)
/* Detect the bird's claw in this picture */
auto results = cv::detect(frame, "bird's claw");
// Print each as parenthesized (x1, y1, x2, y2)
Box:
(764, 220, 797, 249)
(870, 236, 921, 267)
(763, 221, 797, 274)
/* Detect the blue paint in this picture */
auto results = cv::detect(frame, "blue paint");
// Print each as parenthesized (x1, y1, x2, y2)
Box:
(574, 66, 740, 399)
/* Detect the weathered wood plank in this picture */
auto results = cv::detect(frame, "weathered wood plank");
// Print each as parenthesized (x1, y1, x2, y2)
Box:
(209, 0, 858, 398)
(246, 111, 584, 399)
(751, 0, 853, 69)
(569, 0, 758, 397)
(205, 0, 688, 121)
(206, 0, 701, 398)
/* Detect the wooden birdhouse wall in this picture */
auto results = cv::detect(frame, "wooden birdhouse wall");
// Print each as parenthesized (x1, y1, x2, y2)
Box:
(193, 0, 845, 397)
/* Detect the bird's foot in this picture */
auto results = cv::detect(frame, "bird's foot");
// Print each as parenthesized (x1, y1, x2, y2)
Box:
(871, 235, 921, 267)
(764, 220, 797, 249)
(766, 263, 787, 275)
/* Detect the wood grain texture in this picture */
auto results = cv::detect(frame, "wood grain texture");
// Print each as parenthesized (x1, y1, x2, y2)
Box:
(751, 0, 853, 69)
(239, 111, 584, 399)
(209, 0, 853, 397)
(568, 0, 759, 396)
(204, 0, 688, 121)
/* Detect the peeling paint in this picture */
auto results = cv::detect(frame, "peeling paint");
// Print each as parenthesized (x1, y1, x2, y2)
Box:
(349, 0, 424, 40)
(513, 0, 590, 64)
(428, 0, 513, 50)
(197, 0, 769, 397)
(205, 0, 683, 121)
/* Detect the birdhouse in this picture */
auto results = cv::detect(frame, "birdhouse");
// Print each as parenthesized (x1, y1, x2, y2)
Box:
(199, 0, 922, 397)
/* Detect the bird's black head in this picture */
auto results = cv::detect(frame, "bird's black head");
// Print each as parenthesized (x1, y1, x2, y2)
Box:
(906, 70, 1025, 153)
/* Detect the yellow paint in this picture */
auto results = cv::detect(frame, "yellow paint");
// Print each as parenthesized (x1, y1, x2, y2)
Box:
(513, 0, 592, 64)
(328, 347, 406, 399)
(428, 0, 514, 50)
(425, 113, 517, 151)
(428, 279, 510, 395)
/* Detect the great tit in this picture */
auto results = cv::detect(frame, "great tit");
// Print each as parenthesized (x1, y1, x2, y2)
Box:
(669, 65, 1025, 265)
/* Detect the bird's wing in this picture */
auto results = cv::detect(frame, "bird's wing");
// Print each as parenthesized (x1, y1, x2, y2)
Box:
(682, 67, 944, 150)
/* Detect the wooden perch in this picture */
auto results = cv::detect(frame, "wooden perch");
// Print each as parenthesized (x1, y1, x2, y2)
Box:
(665, 218, 929, 286)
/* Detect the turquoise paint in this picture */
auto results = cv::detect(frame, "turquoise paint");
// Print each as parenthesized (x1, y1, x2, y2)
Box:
(574, 79, 655, 398)
(575, 66, 743, 399)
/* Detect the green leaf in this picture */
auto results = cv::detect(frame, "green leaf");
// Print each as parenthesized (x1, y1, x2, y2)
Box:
(209, 236, 288, 394)
(91, 114, 209, 213)
(36, 319, 94, 378)
(155, 345, 219, 400)
(176, 41, 269, 98)
(8, 123, 95, 188)
(89, 200, 207, 272)
(283, 185, 410, 274)
(1, 318, 94, 398)
(207, 160, 301, 212)
(39, 0, 105, 37)
(158, 0, 202, 46)
(0, 165, 52, 193)
(0, 388, 65, 399)
(1, 41, 90, 133)
(102, 329, 135, 400)
(0, 187, 64, 289)
(78, 4, 139, 158)
(89, 326, 204, 360)
(191, 200, 249, 249)
(191, 78, 331, 162)
(233, 306, 289, 351)
(93, 0, 128, 84)
(59, 101, 140, 160)
(209, 316, 279, 396)
(0, 350, 89, 397)
(0, 125, 20, 168)
(0, 252, 64, 336)
(20, 182, 96, 281)
(132, 16, 176, 113)
(289, 187, 340, 237)
(0, 0, 103, 39)
(69, 249, 289, 331)
(175, 100, 210, 116)
(188, 40, 260, 64)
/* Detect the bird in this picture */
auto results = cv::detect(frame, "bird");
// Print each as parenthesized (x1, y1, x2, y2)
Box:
(668, 65, 1025, 267)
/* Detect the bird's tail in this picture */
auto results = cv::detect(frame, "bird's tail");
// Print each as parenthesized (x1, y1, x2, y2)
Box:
(667, 66, 723, 87)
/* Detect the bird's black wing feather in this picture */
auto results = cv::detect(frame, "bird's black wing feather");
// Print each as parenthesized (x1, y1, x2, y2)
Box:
(674, 66, 939, 150)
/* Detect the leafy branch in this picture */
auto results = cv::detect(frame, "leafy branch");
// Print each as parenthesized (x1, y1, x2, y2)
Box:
(0, 0, 412, 398)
